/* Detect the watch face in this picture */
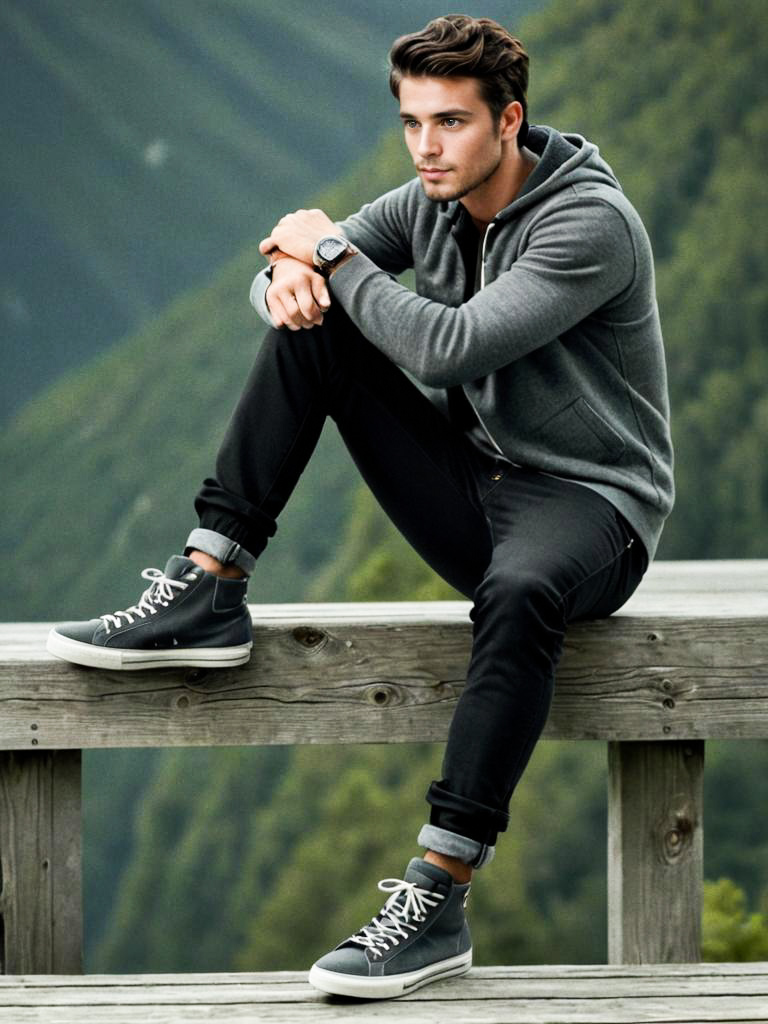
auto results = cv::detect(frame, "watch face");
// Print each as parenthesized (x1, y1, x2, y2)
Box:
(318, 237, 347, 262)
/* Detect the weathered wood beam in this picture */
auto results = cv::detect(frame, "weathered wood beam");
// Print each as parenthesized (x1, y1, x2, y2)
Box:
(3, 563, 766, 750)
(0, 751, 82, 974)
(1, 609, 766, 749)
(607, 739, 704, 963)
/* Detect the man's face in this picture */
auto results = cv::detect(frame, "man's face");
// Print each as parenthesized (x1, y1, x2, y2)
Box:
(398, 75, 503, 203)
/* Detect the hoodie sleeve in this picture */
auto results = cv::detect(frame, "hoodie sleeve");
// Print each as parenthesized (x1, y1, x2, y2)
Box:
(335, 181, 415, 274)
(328, 196, 637, 388)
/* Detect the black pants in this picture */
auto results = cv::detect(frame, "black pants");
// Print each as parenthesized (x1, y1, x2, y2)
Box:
(195, 308, 647, 848)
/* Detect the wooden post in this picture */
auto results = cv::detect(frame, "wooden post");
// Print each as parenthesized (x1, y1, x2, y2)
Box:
(607, 740, 704, 964)
(0, 751, 82, 973)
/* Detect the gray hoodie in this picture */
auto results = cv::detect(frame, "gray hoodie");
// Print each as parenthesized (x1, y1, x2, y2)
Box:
(250, 125, 674, 559)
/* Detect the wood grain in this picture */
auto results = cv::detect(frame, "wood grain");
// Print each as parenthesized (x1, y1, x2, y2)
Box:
(0, 752, 81, 974)
(0, 964, 765, 1022)
(3, 562, 766, 750)
(607, 741, 704, 964)
(2, 611, 766, 749)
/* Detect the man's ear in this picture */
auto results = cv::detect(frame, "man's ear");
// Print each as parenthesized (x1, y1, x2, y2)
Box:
(498, 100, 524, 142)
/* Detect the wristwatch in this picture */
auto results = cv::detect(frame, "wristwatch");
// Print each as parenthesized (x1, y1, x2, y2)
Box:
(312, 235, 354, 276)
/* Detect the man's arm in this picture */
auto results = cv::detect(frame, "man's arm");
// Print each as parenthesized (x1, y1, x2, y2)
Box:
(256, 193, 637, 372)
(326, 197, 638, 386)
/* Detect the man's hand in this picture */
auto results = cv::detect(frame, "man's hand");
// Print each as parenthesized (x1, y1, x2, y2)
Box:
(259, 208, 338, 265)
(266, 256, 331, 331)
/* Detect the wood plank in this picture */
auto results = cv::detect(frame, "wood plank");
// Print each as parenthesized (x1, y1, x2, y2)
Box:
(2, 561, 766, 750)
(0, 752, 82, 974)
(0, 616, 766, 749)
(0, 960, 765, 984)
(616, 558, 768, 617)
(3, 999, 768, 1023)
(608, 741, 704, 964)
(0, 965, 765, 1022)
(2, 965, 768, 1000)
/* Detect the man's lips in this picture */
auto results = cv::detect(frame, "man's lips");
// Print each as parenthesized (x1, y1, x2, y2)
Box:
(418, 166, 451, 180)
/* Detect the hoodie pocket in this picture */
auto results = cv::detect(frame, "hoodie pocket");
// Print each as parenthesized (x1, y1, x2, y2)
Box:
(534, 396, 626, 465)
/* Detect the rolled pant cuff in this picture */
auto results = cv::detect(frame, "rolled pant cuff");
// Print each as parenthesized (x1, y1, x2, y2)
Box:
(417, 824, 495, 869)
(185, 528, 257, 576)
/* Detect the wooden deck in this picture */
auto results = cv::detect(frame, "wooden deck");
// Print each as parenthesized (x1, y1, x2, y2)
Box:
(0, 964, 766, 1022)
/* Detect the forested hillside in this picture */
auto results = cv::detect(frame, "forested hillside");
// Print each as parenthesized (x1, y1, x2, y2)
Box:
(3, 0, 766, 970)
(1, 0, 538, 419)
(0, 133, 414, 624)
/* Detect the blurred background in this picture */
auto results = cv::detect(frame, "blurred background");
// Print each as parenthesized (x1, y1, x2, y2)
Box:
(2, 0, 766, 970)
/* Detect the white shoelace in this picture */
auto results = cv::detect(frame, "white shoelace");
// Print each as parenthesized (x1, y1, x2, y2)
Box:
(100, 568, 189, 634)
(349, 878, 445, 958)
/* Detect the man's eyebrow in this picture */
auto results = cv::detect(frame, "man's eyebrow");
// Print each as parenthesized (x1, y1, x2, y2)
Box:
(399, 109, 475, 120)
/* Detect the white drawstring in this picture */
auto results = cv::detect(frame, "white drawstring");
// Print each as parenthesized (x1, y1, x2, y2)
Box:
(100, 568, 189, 634)
(348, 878, 445, 958)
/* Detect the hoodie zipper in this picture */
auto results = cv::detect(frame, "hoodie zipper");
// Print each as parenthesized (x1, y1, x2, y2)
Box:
(464, 222, 508, 459)
(479, 220, 494, 291)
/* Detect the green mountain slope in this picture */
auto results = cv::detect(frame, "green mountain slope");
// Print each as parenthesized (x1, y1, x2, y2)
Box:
(1, 0, 540, 419)
(0, 131, 414, 621)
(70, 0, 768, 973)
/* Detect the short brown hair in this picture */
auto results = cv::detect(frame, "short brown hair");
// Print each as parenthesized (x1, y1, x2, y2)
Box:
(389, 15, 529, 146)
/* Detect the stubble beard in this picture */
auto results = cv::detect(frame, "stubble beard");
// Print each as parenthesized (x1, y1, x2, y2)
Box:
(419, 150, 503, 203)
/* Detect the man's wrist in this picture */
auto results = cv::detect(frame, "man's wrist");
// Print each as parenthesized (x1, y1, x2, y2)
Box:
(267, 249, 292, 267)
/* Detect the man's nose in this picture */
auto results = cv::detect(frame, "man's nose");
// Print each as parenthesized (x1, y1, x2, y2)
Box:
(417, 127, 441, 158)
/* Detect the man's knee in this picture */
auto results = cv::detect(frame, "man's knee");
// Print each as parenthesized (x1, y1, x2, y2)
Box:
(475, 563, 562, 621)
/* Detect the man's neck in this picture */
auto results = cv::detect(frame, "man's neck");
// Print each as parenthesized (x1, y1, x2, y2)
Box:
(463, 145, 537, 232)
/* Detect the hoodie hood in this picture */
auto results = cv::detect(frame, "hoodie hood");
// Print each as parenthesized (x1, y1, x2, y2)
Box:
(445, 124, 623, 226)
(503, 124, 623, 217)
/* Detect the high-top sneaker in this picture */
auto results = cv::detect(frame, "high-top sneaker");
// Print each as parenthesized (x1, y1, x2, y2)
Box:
(309, 857, 472, 999)
(47, 555, 252, 670)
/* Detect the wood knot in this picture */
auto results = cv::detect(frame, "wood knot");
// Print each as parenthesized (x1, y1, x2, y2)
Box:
(646, 631, 662, 643)
(663, 816, 694, 861)
(663, 697, 676, 710)
(176, 695, 191, 710)
(366, 684, 399, 708)
(186, 669, 207, 683)
(292, 626, 328, 650)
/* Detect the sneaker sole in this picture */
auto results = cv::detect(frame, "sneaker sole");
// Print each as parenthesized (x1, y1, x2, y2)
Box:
(46, 629, 252, 671)
(308, 949, 472, 1000)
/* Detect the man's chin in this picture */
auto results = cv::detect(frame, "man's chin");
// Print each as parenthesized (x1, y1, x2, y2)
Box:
(419, 179, 468, 203)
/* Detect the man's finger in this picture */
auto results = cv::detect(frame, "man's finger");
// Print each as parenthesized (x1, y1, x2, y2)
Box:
(269, 292, 301, 331)
(281, 290, 318, 331)
(310, 275, 332, 311)
(267, 292, 289, 329)
(294, 282, 323, 322)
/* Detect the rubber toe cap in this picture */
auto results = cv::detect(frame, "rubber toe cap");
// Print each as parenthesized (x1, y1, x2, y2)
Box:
(313, 945, 371, 977)
(51, 619, 105, 644)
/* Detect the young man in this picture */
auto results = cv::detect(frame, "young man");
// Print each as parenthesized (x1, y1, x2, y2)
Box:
(48, 15, 673, 1000)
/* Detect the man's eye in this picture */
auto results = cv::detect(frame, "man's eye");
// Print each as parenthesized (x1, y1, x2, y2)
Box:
(404, 120, 418, 130)
(442, 118, 461, 127)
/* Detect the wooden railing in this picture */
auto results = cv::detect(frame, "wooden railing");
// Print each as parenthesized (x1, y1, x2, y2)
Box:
(1, 560, 766, 975)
